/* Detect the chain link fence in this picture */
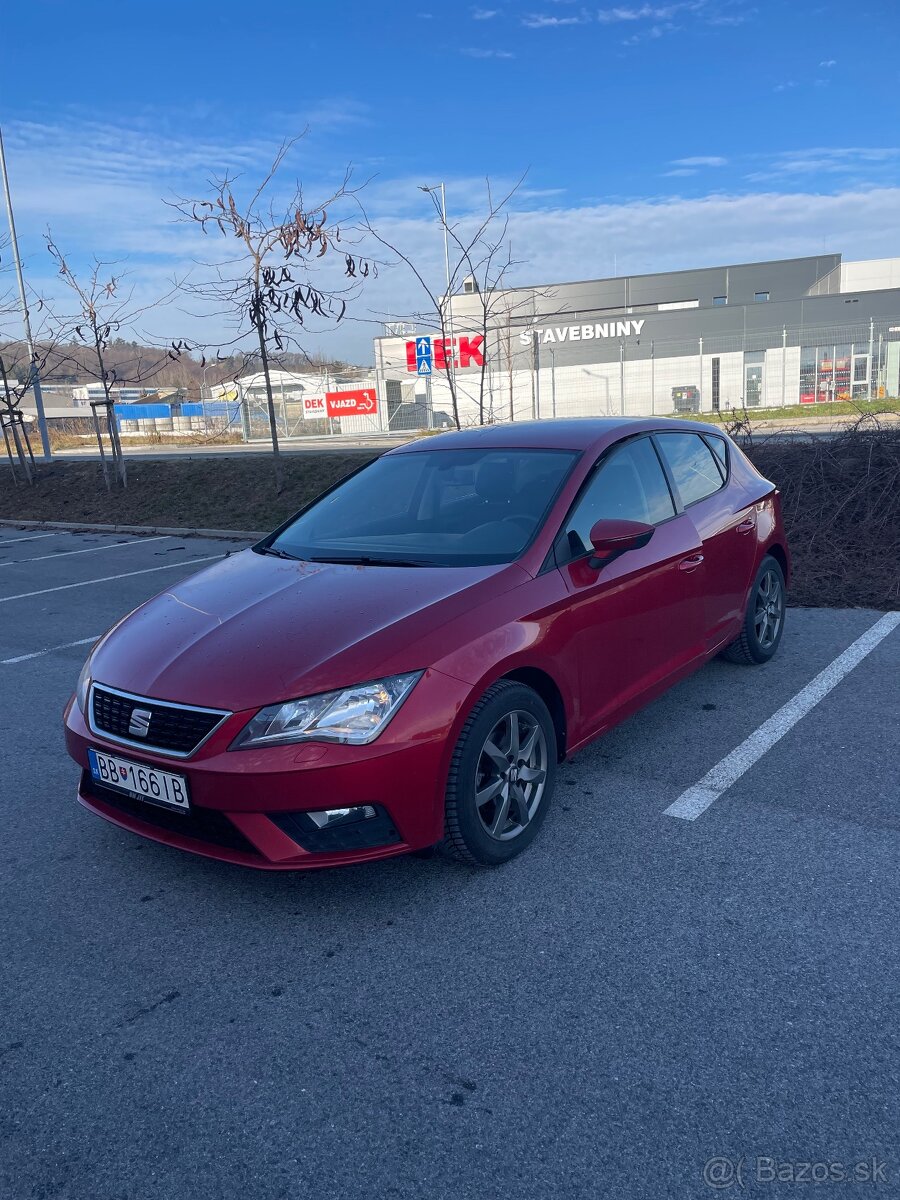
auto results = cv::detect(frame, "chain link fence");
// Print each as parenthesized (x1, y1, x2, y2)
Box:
(376, 317, 900, 430)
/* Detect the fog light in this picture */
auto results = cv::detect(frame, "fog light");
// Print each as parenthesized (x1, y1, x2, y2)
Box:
(306, 805, 377, 830)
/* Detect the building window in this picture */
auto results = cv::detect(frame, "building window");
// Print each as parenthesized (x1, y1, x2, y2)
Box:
(800, 347, 817, 403)
(744, 351, 764, 406)
(754, 291, 770, 303)
(657, 299, 699, 311)
(712, 295, 727, 307)
(711, 356, 721, 412)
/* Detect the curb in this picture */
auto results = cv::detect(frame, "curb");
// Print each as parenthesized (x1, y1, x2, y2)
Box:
(0, 518, 264, 540)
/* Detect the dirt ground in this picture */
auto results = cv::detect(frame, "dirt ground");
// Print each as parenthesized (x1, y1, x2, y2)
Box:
(2, 432, 898, 609)
(0, 452, 377, 532)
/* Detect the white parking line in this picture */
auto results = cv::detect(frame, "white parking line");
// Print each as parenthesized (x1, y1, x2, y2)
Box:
(0, 533, 58, 547)
(664, 612, 900, 821)
(0, 555, 224, 604)
(2, 636, 101, 665)
(0, 535, 173, 567)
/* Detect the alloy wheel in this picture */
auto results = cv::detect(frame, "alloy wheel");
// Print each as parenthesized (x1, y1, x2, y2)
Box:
(474, 710, 548, 841)
(754, 568, 784, 650)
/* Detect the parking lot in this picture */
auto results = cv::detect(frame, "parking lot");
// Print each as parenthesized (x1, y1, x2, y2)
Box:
(1, 526, 899, 1199)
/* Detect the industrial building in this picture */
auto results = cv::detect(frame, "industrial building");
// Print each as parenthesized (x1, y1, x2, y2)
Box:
(370, 253, 900, 430)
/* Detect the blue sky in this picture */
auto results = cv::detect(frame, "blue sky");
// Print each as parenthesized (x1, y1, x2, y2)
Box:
(3, 0, 900, 362)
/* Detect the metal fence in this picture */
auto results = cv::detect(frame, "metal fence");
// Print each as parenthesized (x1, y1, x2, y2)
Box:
(49, 315, 900, 450)
(374, 316, 900, 430)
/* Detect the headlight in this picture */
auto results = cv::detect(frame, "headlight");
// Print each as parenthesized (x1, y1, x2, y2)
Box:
(75, 654, 93, 715)
(232, 671, 423, 749)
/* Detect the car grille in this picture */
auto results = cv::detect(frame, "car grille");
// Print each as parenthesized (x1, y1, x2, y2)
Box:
(91, 685, 227, 756)
(84, 774, 259, 856)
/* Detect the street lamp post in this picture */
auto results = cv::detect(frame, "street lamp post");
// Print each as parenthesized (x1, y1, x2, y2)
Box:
(0, 124, 51, 460)
(418, 184, 456, 406)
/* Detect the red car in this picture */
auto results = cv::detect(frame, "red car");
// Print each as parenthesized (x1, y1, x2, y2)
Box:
(64, 418, 789, 870)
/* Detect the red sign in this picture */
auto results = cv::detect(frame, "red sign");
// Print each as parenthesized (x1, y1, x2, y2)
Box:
(404, 335, 484, 373)
(325, 388, 378, 418)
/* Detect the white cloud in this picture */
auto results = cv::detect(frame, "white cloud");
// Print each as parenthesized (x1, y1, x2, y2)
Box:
(745, 147, 900, 181)
(461, 46, 515, 56)
(819, 59, 837, 67)
(671, 155, 728, 167)
(522, 11, 590, 26)
(7, 114, 900, 363)
(472, 6, 499, 17)
(597, 3, 683, 21)
(353, 186, 900, 360)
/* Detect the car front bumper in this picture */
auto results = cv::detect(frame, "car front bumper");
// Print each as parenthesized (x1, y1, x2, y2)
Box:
(63, 668, 473, 870)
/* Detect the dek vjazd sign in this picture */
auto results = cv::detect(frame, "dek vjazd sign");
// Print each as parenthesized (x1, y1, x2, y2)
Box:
(325, 389, 378, 418)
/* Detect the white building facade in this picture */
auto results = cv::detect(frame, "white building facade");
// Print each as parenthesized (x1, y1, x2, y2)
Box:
(371, 254, 900, 430)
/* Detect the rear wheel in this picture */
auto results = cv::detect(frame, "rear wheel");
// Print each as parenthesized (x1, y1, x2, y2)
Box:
(441, 680, 557, 866)
(723, 555, 786, 665)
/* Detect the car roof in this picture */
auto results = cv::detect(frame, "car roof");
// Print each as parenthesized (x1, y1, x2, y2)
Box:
(389, 417, 727, 455)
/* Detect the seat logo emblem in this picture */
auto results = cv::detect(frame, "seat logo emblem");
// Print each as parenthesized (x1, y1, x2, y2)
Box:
(128, 708, 152, 738)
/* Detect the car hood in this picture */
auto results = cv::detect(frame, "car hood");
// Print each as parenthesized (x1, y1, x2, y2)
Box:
(90, 549, 529, 711)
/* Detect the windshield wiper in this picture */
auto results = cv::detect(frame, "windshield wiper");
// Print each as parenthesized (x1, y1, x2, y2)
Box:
(255, 545, 299, 560)
(308, 554, 433, 568)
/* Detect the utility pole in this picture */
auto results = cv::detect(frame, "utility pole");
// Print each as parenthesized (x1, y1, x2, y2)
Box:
(0, 125, 51, 460)
(419, 183, 456, 411)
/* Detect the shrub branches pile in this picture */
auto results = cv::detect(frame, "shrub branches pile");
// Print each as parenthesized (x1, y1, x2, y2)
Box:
(745, 421, 900, 610)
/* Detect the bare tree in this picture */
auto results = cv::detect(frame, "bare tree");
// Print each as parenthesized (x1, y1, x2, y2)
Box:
(43, 235, 186, 488)
(0, 249, 63, 481)
(171, 137, 374, 490)
(360, 177, 543, 429)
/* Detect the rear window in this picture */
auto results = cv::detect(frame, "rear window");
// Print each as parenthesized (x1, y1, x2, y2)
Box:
(655, 433, 725, 506)
(703, 434, 729, 478)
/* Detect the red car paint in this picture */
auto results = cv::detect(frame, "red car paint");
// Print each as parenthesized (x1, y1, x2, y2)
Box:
(64, 418, 789, 869)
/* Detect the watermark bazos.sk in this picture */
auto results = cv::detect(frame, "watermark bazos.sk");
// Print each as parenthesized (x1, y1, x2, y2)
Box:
(702, 1155, 889, 1188)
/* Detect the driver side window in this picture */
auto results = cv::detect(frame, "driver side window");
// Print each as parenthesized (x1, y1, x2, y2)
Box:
(557, 437, 676, 564)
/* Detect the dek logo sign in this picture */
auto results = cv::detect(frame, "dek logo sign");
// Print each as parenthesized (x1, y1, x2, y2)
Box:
(300, 394, 326, 420)
(405, 335, 484, 374)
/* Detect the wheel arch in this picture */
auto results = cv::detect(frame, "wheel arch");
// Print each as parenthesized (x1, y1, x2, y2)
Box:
(500, 666, 568, 761)
(764, 541, 789, 586)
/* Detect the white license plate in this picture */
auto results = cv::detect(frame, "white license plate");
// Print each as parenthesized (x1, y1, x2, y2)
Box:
(88, 748, 190, 812)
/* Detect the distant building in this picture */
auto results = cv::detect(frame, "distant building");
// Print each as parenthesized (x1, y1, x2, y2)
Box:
(372, 253, 900, 426)
(71, 384, 161, 407)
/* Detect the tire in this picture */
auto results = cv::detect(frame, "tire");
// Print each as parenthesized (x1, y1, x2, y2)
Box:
(723, 554, 786, 665)
(440, 680, 557, 866)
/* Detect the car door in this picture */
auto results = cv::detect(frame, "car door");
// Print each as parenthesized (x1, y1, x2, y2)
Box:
(653, 431, 759, 650)
(551, 434, 708, 740)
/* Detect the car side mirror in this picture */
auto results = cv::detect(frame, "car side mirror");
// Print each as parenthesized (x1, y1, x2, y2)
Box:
(588, 519, 655, 568)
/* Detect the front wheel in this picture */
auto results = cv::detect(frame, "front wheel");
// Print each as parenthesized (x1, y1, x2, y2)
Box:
(723, 554, 786, 665)
(441, 680, 557, 866)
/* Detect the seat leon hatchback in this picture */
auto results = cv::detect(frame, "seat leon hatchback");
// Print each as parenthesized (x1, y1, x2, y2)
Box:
(64, 418, 789, 870)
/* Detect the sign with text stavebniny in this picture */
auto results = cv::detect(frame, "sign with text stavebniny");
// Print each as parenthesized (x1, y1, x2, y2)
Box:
(325, 389, 379, 418)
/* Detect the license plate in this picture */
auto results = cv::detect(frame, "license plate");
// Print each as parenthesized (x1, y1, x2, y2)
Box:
(88, 748, 190, 812)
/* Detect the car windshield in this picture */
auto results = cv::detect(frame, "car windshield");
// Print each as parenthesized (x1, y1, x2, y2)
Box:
(267, 447, 579, 567)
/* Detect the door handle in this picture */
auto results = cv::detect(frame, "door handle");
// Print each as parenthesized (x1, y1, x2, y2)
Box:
(736, 516, 756, 534)
(679, 554, 704, 571)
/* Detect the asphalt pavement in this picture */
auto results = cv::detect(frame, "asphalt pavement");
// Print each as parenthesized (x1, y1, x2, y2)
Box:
(1, 528, 899, 1200)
